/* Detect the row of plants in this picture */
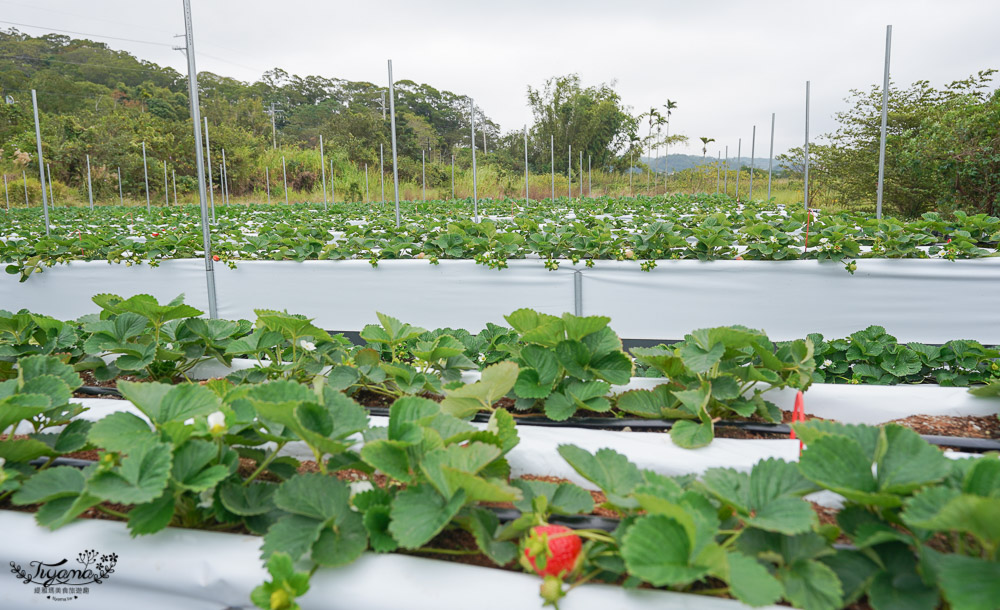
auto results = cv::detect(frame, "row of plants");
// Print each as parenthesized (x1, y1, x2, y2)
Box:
(2, 295, 998, 447)
(3, 194, 998, 280)
(1, 352, 998, 609)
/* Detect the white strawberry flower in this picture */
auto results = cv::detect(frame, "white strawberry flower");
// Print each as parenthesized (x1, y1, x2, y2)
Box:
(299, 339, 316, 352)
(207, 411, 226, 435)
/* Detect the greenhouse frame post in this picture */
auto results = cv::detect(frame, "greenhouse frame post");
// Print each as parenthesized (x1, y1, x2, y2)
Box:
(265, 167, 271, 204)
(767, 113, 775, 200)
(579, 150, 583, 198)
(163, 160, 169, 206)
(550, 135, 554, 201)
(876, 25, 892, 220)
(749, 125, 756, 201)
(182, 0, 217, 319)
(142, 141, 150, 211)
(204, 117, 215, 222)
(380, 144, 385, 204)
(117, 167, 123, 205)
(387, 60, 401, 226)
(735, 139, 741, 201)
(86, 154, 94, 210)
(319, 134, 328, 210)
(47, 163, 53, 207)
(330, 160, 335, 204)
(422, 149, 426, 201)
(469, 97, 478, 222)
(219, 164, 224, 203)
(523, 125, 528, 203)
(716, 152, 721, 194)
(221, 149, 229, 205)
(282, 155, 288, 205)
(30, 89, 50, 234)
(629, 151, 633, 197)
(568, 144, 572, 198)
(724, 146, 728, 196)
(22, 171, 28, 206)
(804, 81, 810, 211)
(172, 170, 178, 206)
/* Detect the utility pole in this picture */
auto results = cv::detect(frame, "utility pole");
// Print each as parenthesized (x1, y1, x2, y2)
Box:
(388, 60, 401, 226)
(265, 102, 282, 149)
(30, 90, 49, 233)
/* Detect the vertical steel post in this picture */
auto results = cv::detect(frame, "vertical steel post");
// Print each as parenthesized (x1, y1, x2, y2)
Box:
(182, 0, 217, 318)
(204, 118, 214, 221)
(86, 154, 94, 209)
(804, 81, 810, 211)
(749, 125, 756, 201)
(588, 155, 592, 197)
(550, 135, 555, 201)
(282, 155, 288, 205)
(767, 113, 775, 200)
(735, 139, 741, 201)
(219, 163, 224, 204)
(380, 144, 385, 204)
(387, 60, 401, 226)
(319, 134, 327, 210)
(629, 150, 633, 197)
(117, 166, 123, 205)
(568, 144, 572, 198)
(330, 160, 335, 204)
(422, 149, 426, 201)
(163, 160, 168, 206)
(716, 152, 721, 194)
(469, 97, 478, 221)
(30, 89, 49, 233)
(142, 141, 150, 211)
(876, 25, 892, 220)
(22, 171, 28, 206)
(46, 163, 53, 206)
(265, 167, 270, 204)
(221, 149, 229, 205)
(579, 150, 583, 198)
(172, 169, 178, 205)
(523, 125, 529, 202)
(724, 146, 728, 196)
(451, 154, 455, 200)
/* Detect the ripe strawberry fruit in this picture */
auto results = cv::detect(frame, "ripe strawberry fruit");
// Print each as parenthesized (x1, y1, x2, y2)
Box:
(523, 525, 582, 578)
(212, 255, 220, 262)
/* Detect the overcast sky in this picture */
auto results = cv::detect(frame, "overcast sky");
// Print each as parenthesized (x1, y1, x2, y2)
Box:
(4, 0, 999, 158)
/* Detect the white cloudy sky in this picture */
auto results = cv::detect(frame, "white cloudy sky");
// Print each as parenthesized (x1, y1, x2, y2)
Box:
(4, 0, 999, 157)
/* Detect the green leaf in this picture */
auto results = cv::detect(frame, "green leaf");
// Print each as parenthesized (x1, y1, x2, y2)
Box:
(589, 351, 633, 384)
(670, 419, 714, 449)
(87, 411, 155, 453)
(219, 481, 277, 516)
(273, 473, 350, 521)
(486, 409, 519, 454)
(127, 492, 176, 535)
(0, 437, 55, 462)
(679, 341, 724, 374)
(748, 496, 818, 535)
(116, 380, 172, 422)
(557, 445, 641, 501)
(0, 393, 51, 435)
(460, 508, 517, 565)
(820, 550, 878, 606)
(923, 549, 1000, 610)
(18, 355, 80, 389)
(157, 383, 222, 423)
(561, 313, 610, 341)
(21, 375, 72, 407)
(440, 361, 518, 418)
(360, 440, 414, 483)
(172, 439, 228, 492)
(868, 542, 939, 610)
(519, 345, 560, 386)
(622, 515, 708, 586)
(792, 420, 881, 461)
(877, 424, 949, 494)
(513, 368, 553, 399)
(779, 559, 844, 610)
(12, 466, 85, 504)
(905, 492, 1000, 549)
(50, 419, 92, 453)
(362, 504, 398, 552)
(261, 514, 323, 561)
(513, 479, 594, 515)
(388, 485, 466, 549)
(312, 511, 367, 567)
(798, 434, 898, 507)
(616, 386, 677, 418)
(88, 442, 173, 504)
(727, 552, 783, 607)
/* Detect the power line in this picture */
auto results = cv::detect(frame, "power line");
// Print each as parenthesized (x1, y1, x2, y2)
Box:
(0, 20, 173, 47)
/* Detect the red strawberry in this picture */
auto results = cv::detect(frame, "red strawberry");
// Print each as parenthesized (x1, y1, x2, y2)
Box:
(212, 255, 220, 262)
(151, 232, 160, 237)
(523, 525, 582, 578)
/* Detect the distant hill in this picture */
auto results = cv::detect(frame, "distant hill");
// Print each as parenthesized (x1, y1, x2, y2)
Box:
(640, 154, 781, 173)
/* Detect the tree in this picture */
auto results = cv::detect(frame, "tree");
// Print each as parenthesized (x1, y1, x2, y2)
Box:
(699, 137, 715, 158)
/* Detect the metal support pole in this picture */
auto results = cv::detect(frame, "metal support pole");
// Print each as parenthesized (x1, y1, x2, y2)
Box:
(568, 144, 572, 198)
(876, 25, 892, 220)
(117, 166, 123, 205)
(172, 170, 178, 205)
(265, 167, 270, 204)
(588, 155, 591, 197)
(182, 0, 217, 318)
(523, 125, 528, 202)
(804, 80, 810, 212)
(30, 89, 49, 233)
(330, 160, 335, 204)
(387, 60, 401, 226)
(716, 152, 721, 194)
(724, 145, 728, 196)
(86, 155, 94, 209)
(204, 118, 214, 221)
(579, 150, 583, 198)
(282, 155, 288, 205)
(735, 139, 741, 201)
(380, 144, 385, 204)
(451, 154, 455, 200)
(767, 113, 775, 200)
(573, 271, 583, 316)
(629, 150, 633, 197)
(421, 149, 426, 201)
(469, 97, 478, 221)
(749, 125, 756, 201)
(22, 171, 28, 206)
(220, 163, 224, 203)
(221, 149, 229, 205)
(142, 141, 150, 211)
(550, 135, 555, 201)
(47, 163, 53, 206)
(319, 134, 327, 210)
(163, 160, 169, 206)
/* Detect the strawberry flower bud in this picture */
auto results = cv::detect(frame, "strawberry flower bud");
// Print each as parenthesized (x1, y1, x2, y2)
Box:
(207, 411, 226, 436)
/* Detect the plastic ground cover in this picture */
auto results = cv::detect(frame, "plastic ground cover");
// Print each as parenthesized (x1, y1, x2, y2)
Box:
(3, 258, 998, 342)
